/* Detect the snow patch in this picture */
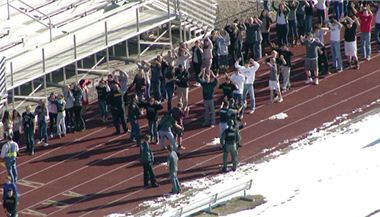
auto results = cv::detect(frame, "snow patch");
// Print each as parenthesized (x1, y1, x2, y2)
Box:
(268, 112, 288, 120)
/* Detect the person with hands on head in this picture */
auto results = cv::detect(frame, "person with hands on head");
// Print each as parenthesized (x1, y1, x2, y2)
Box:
(300, 33, 324, 85)
(266, 50, 285, 103)
(351, 2, 373, 60)
(196, 68, 218, 127)
(341, 15, 360, 69)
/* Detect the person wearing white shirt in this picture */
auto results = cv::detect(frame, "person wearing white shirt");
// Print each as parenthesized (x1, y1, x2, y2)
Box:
(234, 58, 260, 114)
(1, 130, 19, 183)
(328, 18, 343, 72)
(230, 67, 246, 106)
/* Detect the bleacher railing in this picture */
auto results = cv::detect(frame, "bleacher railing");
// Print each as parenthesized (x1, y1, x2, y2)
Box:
(173, 179, 253, 217)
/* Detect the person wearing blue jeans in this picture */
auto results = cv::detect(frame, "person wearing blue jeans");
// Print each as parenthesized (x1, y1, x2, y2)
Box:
(352, 5, 374, 60)
(333, 0, 344, 20)
(235, 58, 260, 114)
(128, 95, 141, 143)
(1, 131, 19, 183)
(35, 100, 49, 147)
(158, 112, 180, 152)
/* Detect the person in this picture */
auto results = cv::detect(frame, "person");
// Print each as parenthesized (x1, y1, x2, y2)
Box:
(191, 40, 203, 84)
(175, 64, 190, 111)
(96, 79, 109, 123)
(72, 83, 86, 131)
(342, 16, 360, 69)
(218, 75, 237, 100)
(220, 120, 240, 172)
(2, 110, 12, 139)
(145, 58, 162, 101)
(260, 10, 274, 49)
(109, 83, 128, 135)
(22, 105, 35, 155)
(47, 92, 57, 138)
(245, 17, 263, 60)
(277, 44, 294, 91)
(266, 50, 285, 103)
(114, 69, 129, 96)
(288, 0, 299, 46)
(296, 0, 306, 38)
(351, 3, 373, 60)
(216, 30, 230, 73)
(328, 18, 343, 72)
(11, 110, 21, 144)
(137, 61, 151, 99)
(272, 1, 290, 46)
(127, 94, 141, 143)
(202, 36, 214, 71)
(79, 79, 90, 113)
(171, 102, 186, 150)
(3, 188, 18, 217)
(235, 57, 260, 114)
(197, 69, 218, 127)
(34, 100, 49, 147)
(375, 2, 380, 53)
(219, 99, 242, 140)
(225, 19, 245, 64)
(128, 69, 146, 101)
(55, 93, 66, 138)
(300, 33, 324, 85)
(2, 176, 18, 200)
(140, 135, 159, 188)
(140, 98, 163, 144)
(316, 0, 327, 24)
(230, 67, 246, 106)
(304, 0, 315, 34)
(64, 85, 75, 133)
(158, 111, 180, 152)
(166, 144, 181, 194)
(1, 130, 19, 183)
(313, 24, 330, 75)
(164, 60, 176, 111)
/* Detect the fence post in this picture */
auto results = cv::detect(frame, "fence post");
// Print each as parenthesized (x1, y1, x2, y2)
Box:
(6, 0, 10, 20)
(73, 34, 78, 83)
(10, 62, 14, 108)
(105, 21, 110, 71)
(42, 48, 47, 99)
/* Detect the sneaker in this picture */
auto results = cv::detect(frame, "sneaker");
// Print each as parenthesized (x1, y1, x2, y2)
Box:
(366, 57, 371, 61)
(338, 68, 343, 73)
(193, 82, 201, 87)
(43, 143, 49, 147)
(305, 78, 313, 84)
(50, 133, 54, 138)
(151, 183, 159, 188)
(356, 63, 360, 70)
(30, 150, 35, 156)
(248, 109, 255, 114)
(314, 78, 319, 85)
(210, 124, 215, 128)
(221, 168, 228, 173)
(278, 97, 283, 103)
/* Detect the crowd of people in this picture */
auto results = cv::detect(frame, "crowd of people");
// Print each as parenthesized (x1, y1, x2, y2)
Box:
(1, 0, 380, 215)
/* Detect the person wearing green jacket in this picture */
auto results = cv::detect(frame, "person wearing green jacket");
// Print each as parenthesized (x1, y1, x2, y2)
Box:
(220, 120, 240, 172)
(167, 144, 181, 194)
(140, 135, 159, 188)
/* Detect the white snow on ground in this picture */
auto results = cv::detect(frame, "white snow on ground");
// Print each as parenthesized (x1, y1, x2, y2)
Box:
(268, 112, 288, 120)
(108, 100, 380, 217)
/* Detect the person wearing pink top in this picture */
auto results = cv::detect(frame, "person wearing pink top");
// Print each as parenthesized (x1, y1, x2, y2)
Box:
(351, 3, 374, 60)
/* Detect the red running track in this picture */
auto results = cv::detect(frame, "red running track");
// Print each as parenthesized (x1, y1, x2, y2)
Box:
(4, 42, 380, 217)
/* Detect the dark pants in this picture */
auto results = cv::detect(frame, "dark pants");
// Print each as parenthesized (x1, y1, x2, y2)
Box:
(343, 1, 352, 17)
(160, 78, 166, 100)
(143, 162, 156, 186)
(73, 106, 85, 131)
(48, 112, 57, 135)
(316, 9, 325, 25)
(12, 131, 20, 144)
(333, 1, 343, 20)
(25, 126, 34, 152)
(297, 14, 306, 37)
(166, 83, 174, 111)
(38, 120, 48, 143)
(276, 24, 288, 46)
(193, 62, 202, 77)
(318, 47, 329, 74)
(244, 42, 253, 60)
(288, 19, 298, 44)
(65, 107, 75, 132)
(112, 108, 127, 134)
(212, 55, 219, 72)
(150, 80, 161, 101)
(262, 32, 270, 47)
(129, 119, 140, 142)
(375, 23, 380, 51)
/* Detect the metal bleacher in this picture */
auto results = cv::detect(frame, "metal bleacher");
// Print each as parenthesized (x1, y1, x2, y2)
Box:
(0, 0, 218, 107)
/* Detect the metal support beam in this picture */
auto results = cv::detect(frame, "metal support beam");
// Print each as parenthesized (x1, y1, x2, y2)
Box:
(94, 53, 98, 65)
(112, 46, 116, 56)
(73, 34, 78, 83)
(7, 0, 10, 20)
(136, 8, 141, 61)
(31, 80, 35, 92)
(10, 62, 14, 108)
(42, 48, 47, 99)
(125, 40, 129, 58)
(140, 29, 169, 56)
(169, 21, 173, 50)
(105, 21, 110, 71)
(49, 71, 53, 83)
(63, 67, 67, 85)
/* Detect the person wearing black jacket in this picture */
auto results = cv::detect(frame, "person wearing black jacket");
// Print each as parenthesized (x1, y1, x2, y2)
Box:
(191, 40, 203, 78)
(140, 134, 159, 188)
(175, 65, 190, 111)
(72, 84, 86, 131)
(3, 188, 17, 217)
(96, 79, 108, 123)
(127, 94, 141, 143)
(140, 98, 163, 143)
(197, 68, 218, 127)
(218, 75, 237, 100)
(109, 83, 128, 135)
